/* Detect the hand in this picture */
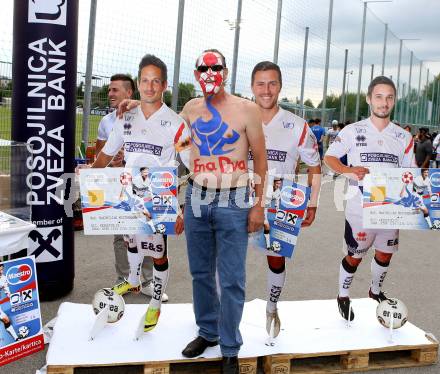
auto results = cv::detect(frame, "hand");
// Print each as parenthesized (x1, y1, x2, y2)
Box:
(301, 206, 317, 227)
(247, 205, 264, 233)
(117, 99, 140, 118)
(75, 163, 91, 175)
(109, 148, 124, 167)
(175, 214, 184, 235)
(344, 166, 369, 181)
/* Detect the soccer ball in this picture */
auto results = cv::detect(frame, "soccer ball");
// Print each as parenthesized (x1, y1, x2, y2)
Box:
(119, 172, 132, 186)
(92, 288, 125, 323)
(376, 298, 408, 329)
(271, 241, 281, 253)
(432, 220, 440, 230)
(18, 325, 29, 338)
(401, 171, 414, 185)
(155, 223, 166, 234)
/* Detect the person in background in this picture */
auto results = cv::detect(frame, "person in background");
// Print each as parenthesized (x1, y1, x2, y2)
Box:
(415, 128, 433, 168)
(310, 118, 325, 160)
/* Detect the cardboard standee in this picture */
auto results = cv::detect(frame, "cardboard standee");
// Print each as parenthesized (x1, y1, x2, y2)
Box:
(134, 311, 147, 341)
(89, 307, 109, 341)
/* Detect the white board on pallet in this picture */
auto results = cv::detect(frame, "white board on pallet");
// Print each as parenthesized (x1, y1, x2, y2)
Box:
(46, 298, 435, 366)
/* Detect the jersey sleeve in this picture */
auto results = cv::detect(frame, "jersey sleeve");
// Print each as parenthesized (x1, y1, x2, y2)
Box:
(174, 119, 192, 170)
(102, 119, 124, 156)
(325, 126, 351, 158)
(402, 135, 417, 167)
(97, 117, 108, 141)
(298, 123, 320, 166)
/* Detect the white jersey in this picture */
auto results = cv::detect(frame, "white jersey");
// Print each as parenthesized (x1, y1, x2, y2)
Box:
(0, 275, 10, 298)
(248, 108, 320, 178)
(327, 128, 339, 145)
(97, 110, 117, 141)
(132, 174, 152, 198)
(413, 175, 431, 196)
(103, 104, 191, 169)
(326, 118, 415, 216)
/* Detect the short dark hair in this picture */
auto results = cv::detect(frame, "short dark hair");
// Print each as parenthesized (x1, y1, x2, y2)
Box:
(251, 61, 282, 87)
(138, 54, 167, 82)
(308, 118, 315, 124)
(315, 118, 321, 124)
(367, 76, 396, 97)
(110, 74, 135, 93)
(195, 49, 227, 68)
(419, 127, 429, 134)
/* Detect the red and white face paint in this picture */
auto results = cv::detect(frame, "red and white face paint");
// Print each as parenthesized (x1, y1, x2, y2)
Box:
(196, 52, 224, 95)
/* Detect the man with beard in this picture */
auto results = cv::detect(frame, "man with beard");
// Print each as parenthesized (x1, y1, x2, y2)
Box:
(324, 76, 416, 321)
(249, 61, 321, 338)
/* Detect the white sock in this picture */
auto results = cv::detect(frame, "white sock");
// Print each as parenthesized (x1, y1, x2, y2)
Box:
(425, 215, 433, 229)
(147, 220, 156, 233)
(266, 266, 286, 313)
(148, 261, 169, 310)
(339, 262, 356, 298)
(370, 257, 388, 295)
(6, 325, 18, 340)
(264, 233, 270, 249)
(127, 248, 142, 286)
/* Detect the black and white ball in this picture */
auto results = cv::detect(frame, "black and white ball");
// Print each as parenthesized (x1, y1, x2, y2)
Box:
(376, 298, 408, 329)
(92, 288, 125, 323)
(271, 241, 281, 253)
(18, 325, 29, 338)
(155, 223, 166, 234)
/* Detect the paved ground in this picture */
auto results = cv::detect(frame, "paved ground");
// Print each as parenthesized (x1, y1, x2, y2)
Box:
(5, 177, 440, 374)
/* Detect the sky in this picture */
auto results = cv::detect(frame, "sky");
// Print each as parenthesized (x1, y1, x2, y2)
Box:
(1, 0, 439, 106)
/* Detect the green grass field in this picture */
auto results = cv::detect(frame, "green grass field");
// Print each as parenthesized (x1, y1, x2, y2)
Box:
(0, 105, 102, 155)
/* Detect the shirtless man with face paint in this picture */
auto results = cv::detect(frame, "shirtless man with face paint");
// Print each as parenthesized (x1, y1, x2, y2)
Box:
(179, 49, 267, 374)
(116, 50, 267, 372)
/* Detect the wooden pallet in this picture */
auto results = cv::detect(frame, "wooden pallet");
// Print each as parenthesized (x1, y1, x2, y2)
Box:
(263, 338, 438, 374)
(47, 356, 258, 374)
(45, 336, 438, 374)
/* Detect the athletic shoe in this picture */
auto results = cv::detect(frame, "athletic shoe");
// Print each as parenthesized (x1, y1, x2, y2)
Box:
(337, 296, 355, 321)
(266, 309, 281, 337)
(141, 281, 169, 302)
(368, 288, 389, 303)
(112, 279, 141, 295)
(144, 306, 160, 332)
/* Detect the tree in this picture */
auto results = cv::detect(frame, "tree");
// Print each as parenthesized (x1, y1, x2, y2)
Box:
(304, 99, 314, 108)
(177, 82, 196, 109)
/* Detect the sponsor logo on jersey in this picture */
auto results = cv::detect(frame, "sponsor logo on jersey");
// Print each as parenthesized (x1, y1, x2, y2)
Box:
(267, 149, 287, 162)
(429, 172, 440, 187)
(125, 142, 163, 155)
(160, 120, 171, 127)
(360, 153, 398, 164)
(387, 238, 399, 246)
(280, 187, 306, 208)
(395, 132, 405, 139)
(6, 264, 33, 285)
(282, 121, 295, 129)
(356, 232, 367, 241)
(355, 135, 367, 146)
(355, 126, 367, 134)
(123, 123, 132, 135)
(150, 171, 175, 189)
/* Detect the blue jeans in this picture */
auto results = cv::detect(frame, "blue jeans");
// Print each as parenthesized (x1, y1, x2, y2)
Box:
(184, 182, 250, 357)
